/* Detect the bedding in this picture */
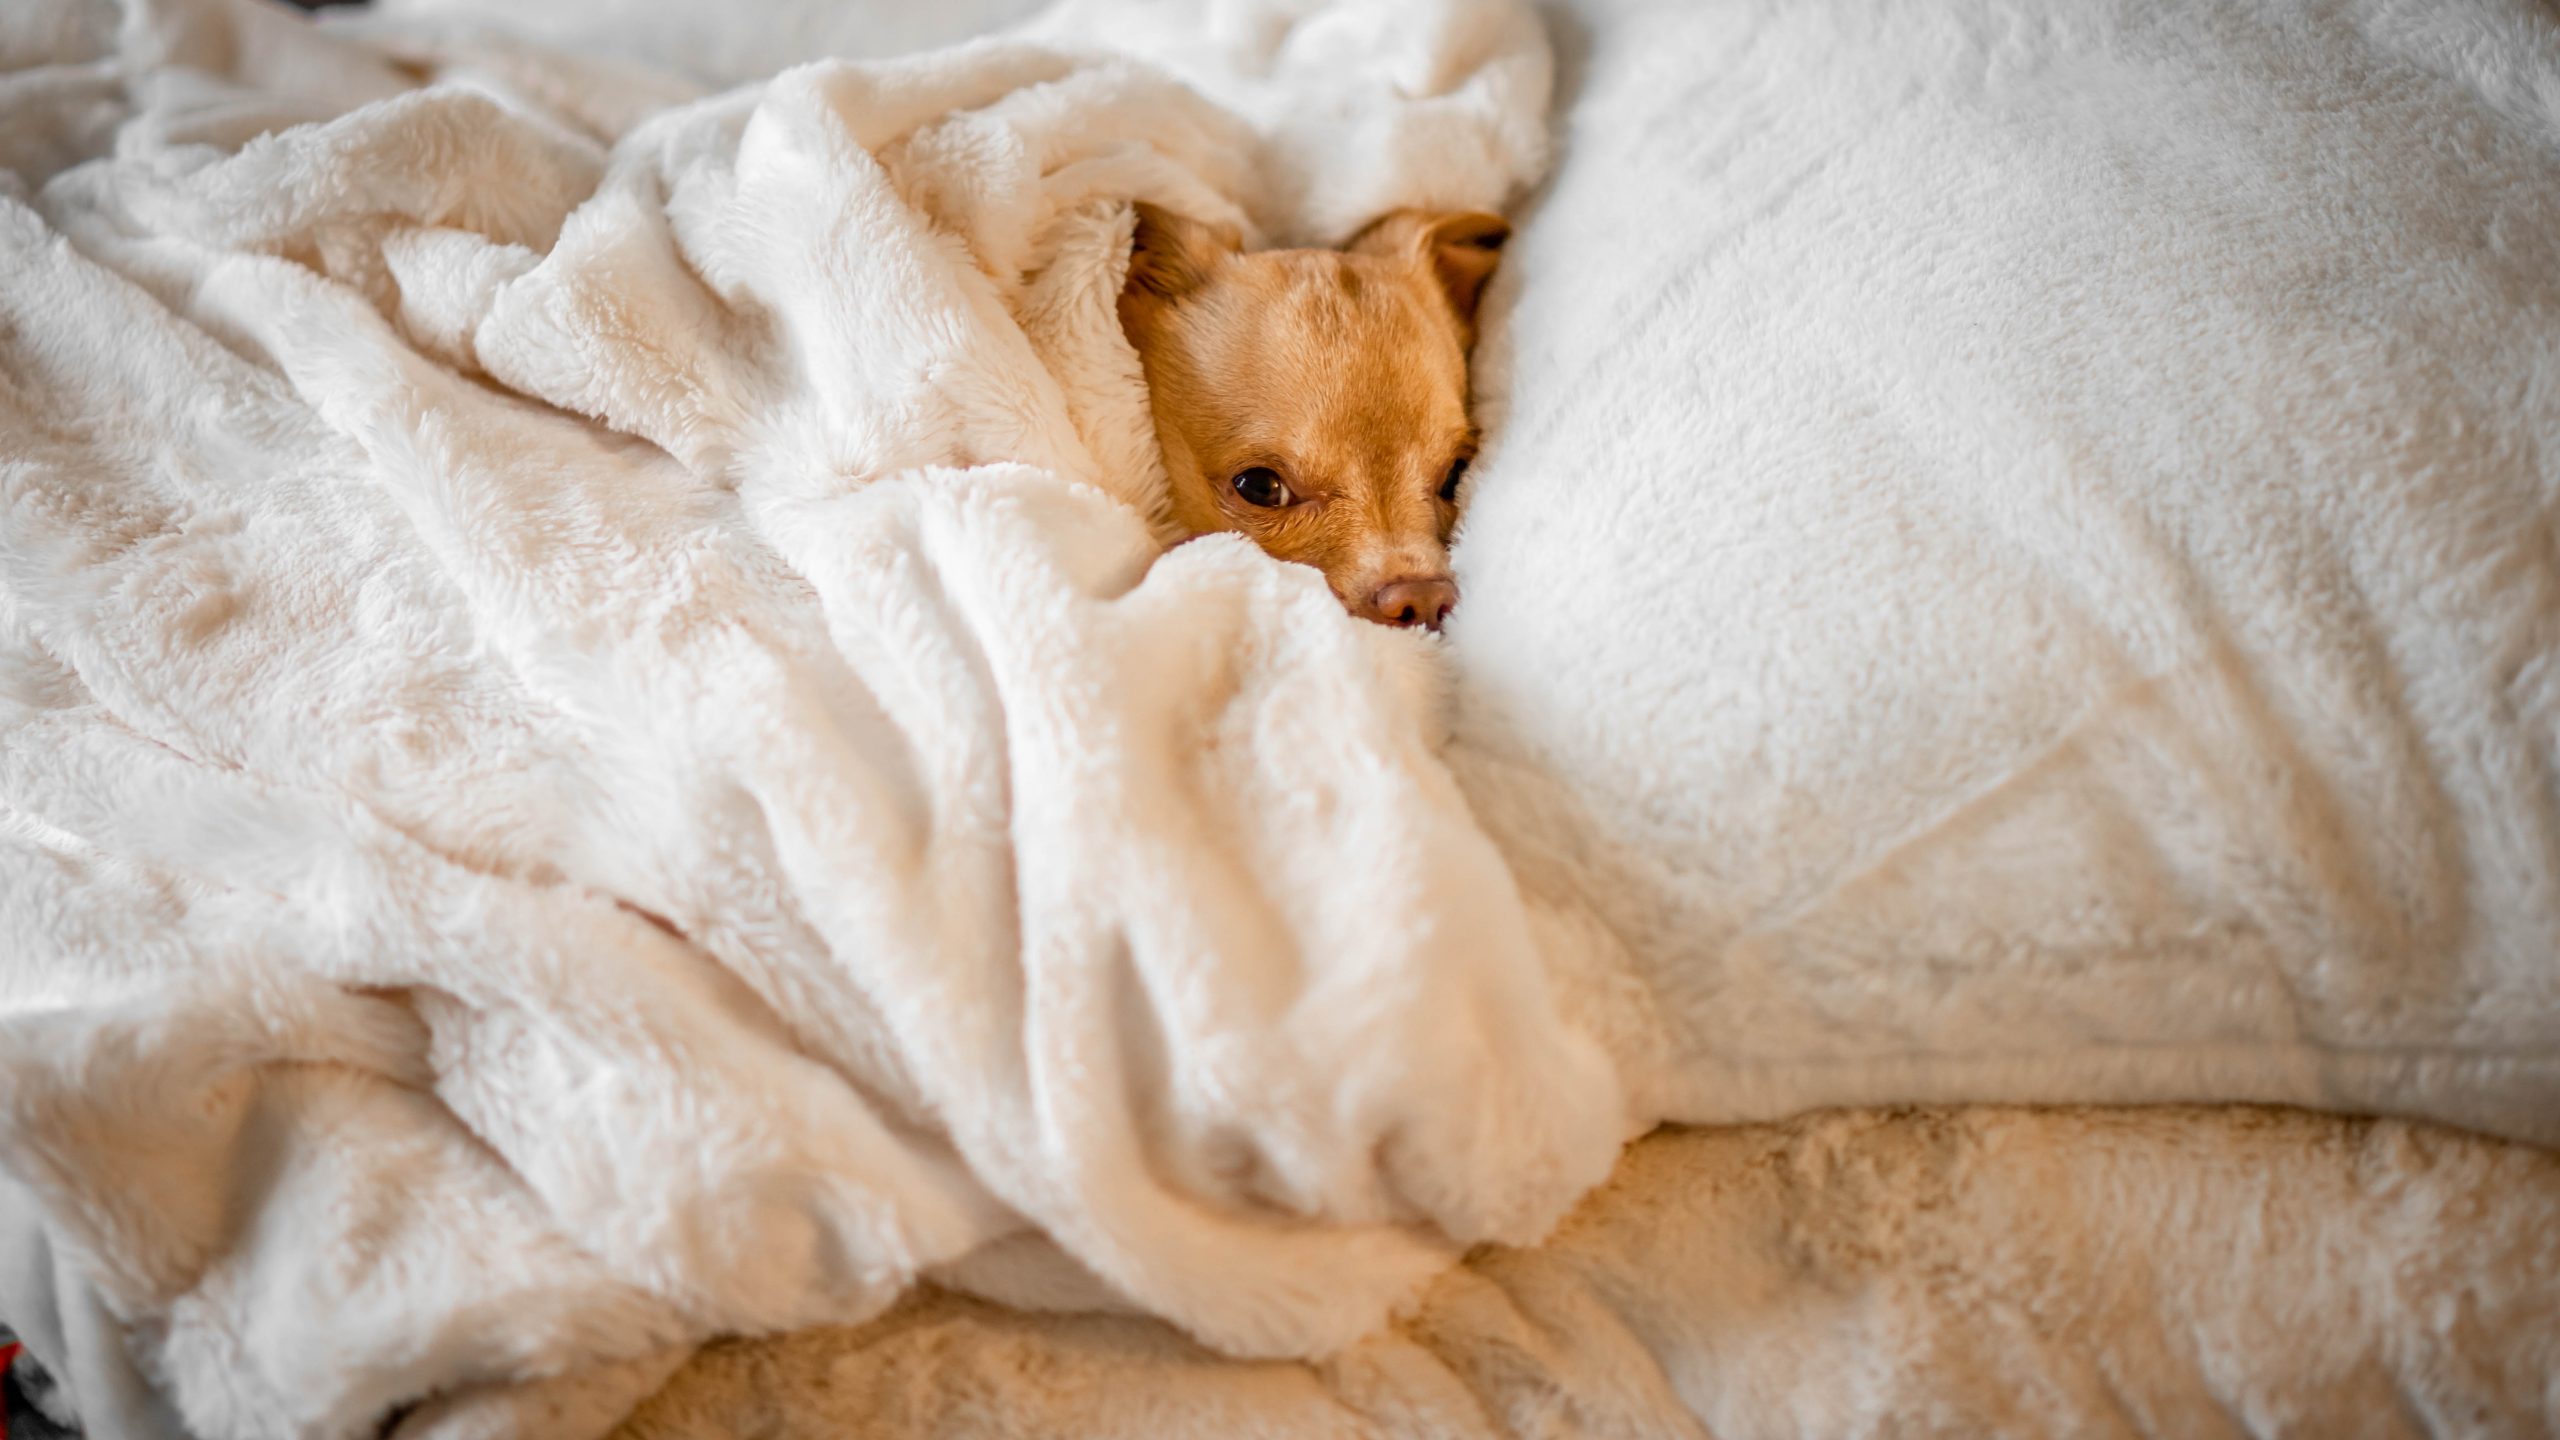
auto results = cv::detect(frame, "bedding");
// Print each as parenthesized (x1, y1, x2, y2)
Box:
(623, 1, 2560, 1430)
(1446, 0, 2560, 1142)
(2, 2, 1619, 1434)
(2, 0, 2556, 1436)
(620, 1106, 2560, 1440)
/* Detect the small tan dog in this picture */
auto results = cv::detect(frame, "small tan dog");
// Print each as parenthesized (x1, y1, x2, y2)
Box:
(1118, 203, 1509, 630)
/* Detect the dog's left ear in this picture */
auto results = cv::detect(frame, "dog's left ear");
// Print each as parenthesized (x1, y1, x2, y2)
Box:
(1349, 208, 1513, 334)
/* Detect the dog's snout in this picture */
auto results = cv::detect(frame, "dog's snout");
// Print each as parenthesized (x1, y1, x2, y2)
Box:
(1363, 576, 1459, 631)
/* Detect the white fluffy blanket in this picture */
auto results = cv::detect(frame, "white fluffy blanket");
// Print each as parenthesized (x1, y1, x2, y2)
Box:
(1, 1, 1617, 1435)
(1442, 0, 2560, 1141)
(6, 0, 2560, 1435)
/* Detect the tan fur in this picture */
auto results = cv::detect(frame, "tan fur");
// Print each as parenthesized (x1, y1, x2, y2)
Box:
(1118, 203, 1509, 629)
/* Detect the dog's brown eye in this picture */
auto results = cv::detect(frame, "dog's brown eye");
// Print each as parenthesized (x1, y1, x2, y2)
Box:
(1439, 457, 1470, 504)
(1231, 467, 1294, 508)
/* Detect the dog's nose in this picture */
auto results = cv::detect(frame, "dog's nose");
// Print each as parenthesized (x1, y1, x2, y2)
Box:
(1364, 577, 1459, 631)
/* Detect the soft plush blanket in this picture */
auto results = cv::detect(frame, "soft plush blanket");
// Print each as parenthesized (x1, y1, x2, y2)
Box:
(620, 1106, 2560, 1440)
(1442, 0, 2560, 1147)
(2, 1, 1616, 1434)
(4, 0, 2558, 1435)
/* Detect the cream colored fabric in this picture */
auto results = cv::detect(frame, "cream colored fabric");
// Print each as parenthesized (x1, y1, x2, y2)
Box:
(1448, 0, 2560, 1144)
(5, 0, 2558, 1435)
(616, 1107, 2560, 1439)
(1, 1, 1605, 1435)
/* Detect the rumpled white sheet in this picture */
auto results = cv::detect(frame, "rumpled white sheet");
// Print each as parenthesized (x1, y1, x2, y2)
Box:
(1, 1, 1618, 1435)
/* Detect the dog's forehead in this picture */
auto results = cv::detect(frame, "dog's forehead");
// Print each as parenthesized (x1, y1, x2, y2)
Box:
(1257, 250, 1419, 334)
(1206, 254, 1468, 443)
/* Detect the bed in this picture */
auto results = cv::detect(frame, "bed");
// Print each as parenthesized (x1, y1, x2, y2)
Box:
(2, 0, 2555, 1435)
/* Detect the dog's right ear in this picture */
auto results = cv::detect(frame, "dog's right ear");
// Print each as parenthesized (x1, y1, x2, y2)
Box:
(1126, 202, 1240, 300)
(1347, 208, 1511, 337)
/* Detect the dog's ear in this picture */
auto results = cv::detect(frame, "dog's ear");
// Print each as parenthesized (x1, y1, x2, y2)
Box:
(1126, 202, 1240, 299)
(1348, 208, 1512, 331)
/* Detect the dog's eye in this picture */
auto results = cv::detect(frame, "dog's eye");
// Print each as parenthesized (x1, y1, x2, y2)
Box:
(1231, 467, 1294, 508)
(1439, 456, 1470, 504)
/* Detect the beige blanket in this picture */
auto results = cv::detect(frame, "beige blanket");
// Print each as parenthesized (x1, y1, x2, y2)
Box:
(620, 1106, 2560, 1438)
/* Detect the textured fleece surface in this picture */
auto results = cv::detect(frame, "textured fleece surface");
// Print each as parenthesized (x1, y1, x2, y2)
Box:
(619, 1107, 2560, 1439)
(3, 0, 2557, 1436)
(1446, 0, 2560, 1138)
(2, 1, 1611, 1435)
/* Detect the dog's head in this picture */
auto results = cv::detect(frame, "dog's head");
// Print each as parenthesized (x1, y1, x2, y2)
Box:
(1118, 204, 1509, 630)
